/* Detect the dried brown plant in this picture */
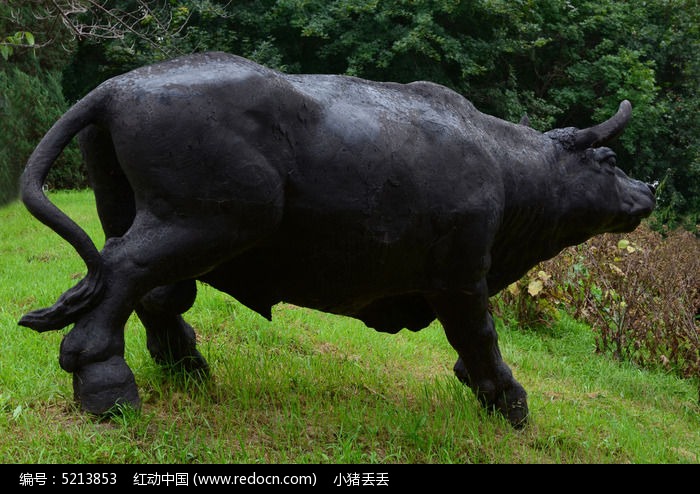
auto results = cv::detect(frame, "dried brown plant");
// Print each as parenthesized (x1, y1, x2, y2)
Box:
(493, 223, 700, 399)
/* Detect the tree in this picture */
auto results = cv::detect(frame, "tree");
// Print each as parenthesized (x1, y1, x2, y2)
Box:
(3, 0, 699, 226)
(0, 68, 84, 204)
(1, 1, 80, 204)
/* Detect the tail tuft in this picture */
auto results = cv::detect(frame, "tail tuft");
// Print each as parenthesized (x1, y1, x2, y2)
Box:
(19, 270, 104, 332)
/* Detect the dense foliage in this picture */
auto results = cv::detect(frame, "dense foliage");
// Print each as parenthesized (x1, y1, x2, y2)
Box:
(2, 0, 698, 228)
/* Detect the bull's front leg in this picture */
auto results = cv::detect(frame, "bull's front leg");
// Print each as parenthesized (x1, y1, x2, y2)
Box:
(427, 286, 528, 428)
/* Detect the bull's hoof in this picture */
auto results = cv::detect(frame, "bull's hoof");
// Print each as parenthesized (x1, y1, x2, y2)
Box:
(453, 358, 529, 428)
(156, 348, 210, 376)
(493, 388, 529, 429)
(72, 356, 141, 415)
(144, 318, 210, 375)
(484, 382, 529, 429)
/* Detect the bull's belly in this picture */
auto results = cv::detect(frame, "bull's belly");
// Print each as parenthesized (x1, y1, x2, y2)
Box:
(196, 202, 489, 332)
(198, 230, 439, 333)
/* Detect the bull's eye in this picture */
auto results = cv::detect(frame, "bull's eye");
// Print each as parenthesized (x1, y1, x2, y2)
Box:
(592, 147, 617, 170)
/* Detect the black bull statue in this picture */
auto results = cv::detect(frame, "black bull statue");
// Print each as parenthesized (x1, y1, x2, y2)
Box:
(19, 52, 655, 428)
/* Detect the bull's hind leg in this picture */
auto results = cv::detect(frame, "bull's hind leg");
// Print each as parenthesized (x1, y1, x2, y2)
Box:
(61, 200, 283, 414)
(79, 126, 207, 383)
(136, 280, 209, 373)
(65, 129, 284, 413)
(428, 286, 528, 428)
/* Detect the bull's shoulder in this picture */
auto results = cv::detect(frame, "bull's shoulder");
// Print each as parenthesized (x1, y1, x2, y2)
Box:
(279, 75, 478, 126)
(405, 80, 476, 110)
(405, 80, 459, 96)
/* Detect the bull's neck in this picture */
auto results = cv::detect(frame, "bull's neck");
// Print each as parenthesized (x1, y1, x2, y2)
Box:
(487, 138, 565, 294)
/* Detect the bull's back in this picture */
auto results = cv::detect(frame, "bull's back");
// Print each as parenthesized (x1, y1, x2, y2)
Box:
(94, 51, 488, 205)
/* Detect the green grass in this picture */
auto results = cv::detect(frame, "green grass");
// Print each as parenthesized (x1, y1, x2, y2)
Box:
(1, 190, 698, 463)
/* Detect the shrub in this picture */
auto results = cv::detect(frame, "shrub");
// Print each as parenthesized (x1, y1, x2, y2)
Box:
(493, 223, 700, 399)
(0, 67, 86, 206)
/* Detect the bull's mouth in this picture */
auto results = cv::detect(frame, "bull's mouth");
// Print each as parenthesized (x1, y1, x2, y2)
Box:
(610, 181, 656, 233)
(630, 200, 656, 219)
(610, 217, 644, 234)
(626, 179, 657, 217)
(615, 201, 655, 233)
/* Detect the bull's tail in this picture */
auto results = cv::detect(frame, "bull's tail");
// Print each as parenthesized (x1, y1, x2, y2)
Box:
(18, 94, 105, 332)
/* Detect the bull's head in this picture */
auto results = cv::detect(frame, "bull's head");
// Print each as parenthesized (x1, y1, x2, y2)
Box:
(544, 100, 656, 241)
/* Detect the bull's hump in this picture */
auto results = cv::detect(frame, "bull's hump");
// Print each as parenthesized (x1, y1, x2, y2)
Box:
(284, 73, 466, 114)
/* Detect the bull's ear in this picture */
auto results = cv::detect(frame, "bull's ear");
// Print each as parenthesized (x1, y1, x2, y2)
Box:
(519, 114, 531, 127)
(573, 100, 632, 149)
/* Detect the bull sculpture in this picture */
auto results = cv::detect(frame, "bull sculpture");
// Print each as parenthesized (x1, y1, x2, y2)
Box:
(19, 52, 655, 428)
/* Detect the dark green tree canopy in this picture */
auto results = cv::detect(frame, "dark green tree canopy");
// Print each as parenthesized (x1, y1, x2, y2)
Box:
(2, 0, 699, 228)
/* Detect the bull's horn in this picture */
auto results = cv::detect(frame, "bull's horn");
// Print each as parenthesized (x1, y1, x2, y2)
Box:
(572, 100, 632, 149)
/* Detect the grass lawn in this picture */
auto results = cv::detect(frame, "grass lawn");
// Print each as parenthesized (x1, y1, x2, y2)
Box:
(1, 190, 698, 464)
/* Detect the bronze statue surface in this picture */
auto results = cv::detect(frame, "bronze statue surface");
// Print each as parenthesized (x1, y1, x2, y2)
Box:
(19, 52, 655, 427)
